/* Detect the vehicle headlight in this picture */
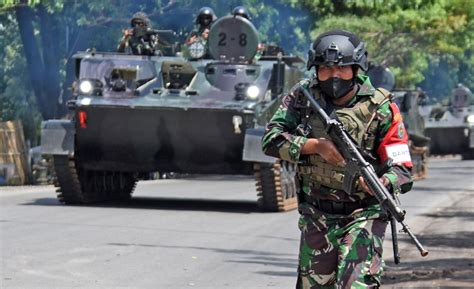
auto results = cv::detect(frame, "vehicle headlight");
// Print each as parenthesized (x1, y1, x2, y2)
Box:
(79, 80, 93, 94)
(246, 85, 260, 100)
(466, 115, 474, 124)
(77, 79, 103, 96)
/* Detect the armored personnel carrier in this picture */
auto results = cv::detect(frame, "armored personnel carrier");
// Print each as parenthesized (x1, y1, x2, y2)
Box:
(41, 15, 304, 211)
(367, 64, 430, 179)
(424, 84, 474, 160)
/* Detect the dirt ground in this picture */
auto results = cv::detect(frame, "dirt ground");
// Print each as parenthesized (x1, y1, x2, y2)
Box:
(382, 193, 474, 288)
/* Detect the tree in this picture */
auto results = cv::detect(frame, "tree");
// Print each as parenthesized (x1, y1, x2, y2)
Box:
(0, 9, 41, 144)
(290, 0, 474, 97)
(1, 0, 473, 141)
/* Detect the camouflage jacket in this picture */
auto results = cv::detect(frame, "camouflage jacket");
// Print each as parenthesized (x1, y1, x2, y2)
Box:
(117, 31, 159, 56)
(262, 75, 413, 202)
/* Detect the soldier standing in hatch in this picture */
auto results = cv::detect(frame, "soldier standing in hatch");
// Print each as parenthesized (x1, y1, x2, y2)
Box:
(231, 6, 251, 20)
(117, 12, 159, 56)
(185, 7, 216, 45)
(262, 30, 414, 288)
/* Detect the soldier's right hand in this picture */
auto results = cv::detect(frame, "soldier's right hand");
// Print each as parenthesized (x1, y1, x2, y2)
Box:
(302, 138, 346, 167)
(123, 29, 133, 38)
(186, 35, 198, 45)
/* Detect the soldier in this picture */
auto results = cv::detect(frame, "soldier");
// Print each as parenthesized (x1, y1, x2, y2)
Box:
(185, 6, 216, 45)
(231, 6, 251, 20)
(262, 29, 413, 288)
(117, 12, 159, 56)
(451, 83, 472, 108)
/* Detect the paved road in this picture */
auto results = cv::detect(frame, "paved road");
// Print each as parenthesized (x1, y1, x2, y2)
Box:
(1, 158, 472, 289)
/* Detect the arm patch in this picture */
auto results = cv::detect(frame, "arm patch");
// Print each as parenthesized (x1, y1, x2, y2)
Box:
(377, 102, 413, 167)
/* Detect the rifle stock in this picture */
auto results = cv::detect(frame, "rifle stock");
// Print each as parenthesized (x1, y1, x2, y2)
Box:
(298, 85, 428, 260)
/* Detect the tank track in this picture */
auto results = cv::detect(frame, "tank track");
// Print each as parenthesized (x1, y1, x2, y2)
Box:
(254, 161, 298, 212)
(461, 149, 474, 160)
(53, 155, 137, 204)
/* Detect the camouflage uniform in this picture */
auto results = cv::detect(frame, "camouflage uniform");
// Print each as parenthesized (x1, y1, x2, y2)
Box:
(262, 75, 413, 288)
(117, 12, 159, 56)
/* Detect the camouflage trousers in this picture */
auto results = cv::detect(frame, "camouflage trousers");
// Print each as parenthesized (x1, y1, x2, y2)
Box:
(296, 202, 388, 289)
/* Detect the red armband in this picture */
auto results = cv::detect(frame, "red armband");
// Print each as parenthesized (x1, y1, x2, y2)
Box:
(377, 103, 413, 167)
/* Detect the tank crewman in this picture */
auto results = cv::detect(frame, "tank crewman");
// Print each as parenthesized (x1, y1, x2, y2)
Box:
(230, 6, 265, 63)
(451, 83, 472, 108)
(231, 6, 251, 20)
(185, 6, 216, 45)
(117, 12, 159, 56)
(262, 29, 414, 288)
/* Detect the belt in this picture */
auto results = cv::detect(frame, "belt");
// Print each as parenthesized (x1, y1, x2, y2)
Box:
(312, 197, 379, 215)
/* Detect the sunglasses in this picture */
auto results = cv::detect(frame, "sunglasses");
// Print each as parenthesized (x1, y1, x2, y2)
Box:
(132, 21, 145, 27)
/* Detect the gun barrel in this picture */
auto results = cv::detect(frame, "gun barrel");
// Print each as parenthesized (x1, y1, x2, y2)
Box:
(401, 221, 429, 257)
(148, 29, 176, 35)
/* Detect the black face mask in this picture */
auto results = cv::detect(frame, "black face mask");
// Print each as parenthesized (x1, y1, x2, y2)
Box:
(133, 26, 148, 38)
(200, 17, 212, 27)
(319, 77, 354, 99)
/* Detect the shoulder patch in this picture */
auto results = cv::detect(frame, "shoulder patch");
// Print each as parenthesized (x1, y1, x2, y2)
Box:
(393, 111, 402, 122)
(397, 122, 405, 138)
(377, 101, 412, 168)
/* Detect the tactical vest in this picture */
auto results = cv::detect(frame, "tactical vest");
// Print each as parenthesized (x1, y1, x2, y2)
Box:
(298, 87, 391, 192)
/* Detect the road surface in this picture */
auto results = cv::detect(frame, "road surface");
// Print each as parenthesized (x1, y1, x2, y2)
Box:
(1, 157, 473, 288)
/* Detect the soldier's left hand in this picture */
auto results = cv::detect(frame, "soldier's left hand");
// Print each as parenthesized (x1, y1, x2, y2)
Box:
(359, 176, 389, 196)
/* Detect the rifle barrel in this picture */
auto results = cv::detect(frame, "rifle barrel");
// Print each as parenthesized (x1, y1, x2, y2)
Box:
(401, 222, 429, 257)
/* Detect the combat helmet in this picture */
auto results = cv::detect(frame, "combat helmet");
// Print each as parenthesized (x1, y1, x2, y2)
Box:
(196, 6, 216, 27)
(232, 6, 251, 20)
(130, 11, 150, 27)
(307, 29, 368, 71)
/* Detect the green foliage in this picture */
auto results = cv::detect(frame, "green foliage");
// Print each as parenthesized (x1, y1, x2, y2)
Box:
(0, 0, 473, 147)
(0, 0, 41, 8)
(0, 12, 41, 144)
(298, 0, 473, 97)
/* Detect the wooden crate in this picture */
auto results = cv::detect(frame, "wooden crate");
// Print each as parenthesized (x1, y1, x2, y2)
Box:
(0, 120, 30, 185)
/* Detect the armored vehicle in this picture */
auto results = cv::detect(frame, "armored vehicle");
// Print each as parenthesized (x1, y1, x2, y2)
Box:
(367, 64, 430, 179)
(41, 15, 304, 211)
(423, 84, 474, 160)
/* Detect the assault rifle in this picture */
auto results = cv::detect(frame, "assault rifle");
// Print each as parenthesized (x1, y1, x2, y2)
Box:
(298, 85, 428, 263)
(132, 27, 175, 39)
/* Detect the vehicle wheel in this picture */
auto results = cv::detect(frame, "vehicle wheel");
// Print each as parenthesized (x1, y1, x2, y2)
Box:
(254, 160, 298, 212)
(52, 155, 137, 204)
